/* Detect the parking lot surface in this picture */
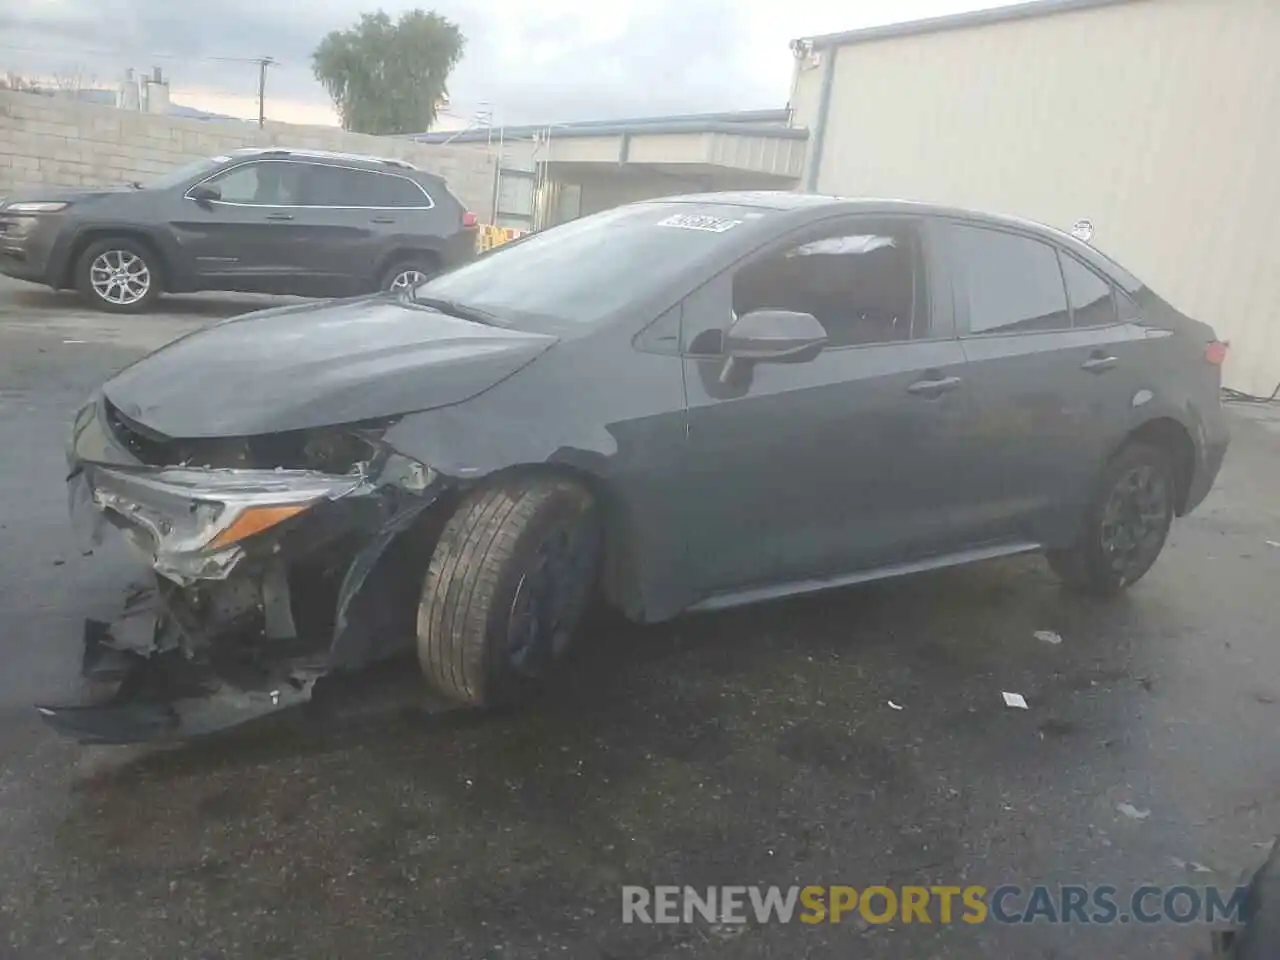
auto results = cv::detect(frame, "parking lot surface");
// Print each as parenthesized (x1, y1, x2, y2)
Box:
(2, 275, 1279, 958)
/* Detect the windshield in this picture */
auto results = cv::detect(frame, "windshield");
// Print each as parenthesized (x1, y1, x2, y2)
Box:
(139, 156, 230, 191)
(414, 202, 770, 328)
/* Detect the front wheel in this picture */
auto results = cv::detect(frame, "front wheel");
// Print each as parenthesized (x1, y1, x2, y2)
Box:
(1048, 442, 1176, 596)
(75, 238, 161, 312)
(417, 476, 601, 707)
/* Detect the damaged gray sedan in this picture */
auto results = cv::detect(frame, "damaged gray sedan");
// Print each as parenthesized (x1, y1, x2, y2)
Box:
(43, 193, 1229, 742)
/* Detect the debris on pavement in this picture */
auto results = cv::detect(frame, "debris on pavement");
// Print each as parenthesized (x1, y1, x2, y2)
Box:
(1034, 630, 1063, 645)
(1117, 802, 1152, 820)
(1002, 691, 1029, 709)
(1265, 540, 1280, 548)
(1169, 856, 1215, 874)
(887, 700, 905, 711)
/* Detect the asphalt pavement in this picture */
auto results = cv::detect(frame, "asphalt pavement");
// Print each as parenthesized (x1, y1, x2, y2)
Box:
(2, 274, 1279, 959)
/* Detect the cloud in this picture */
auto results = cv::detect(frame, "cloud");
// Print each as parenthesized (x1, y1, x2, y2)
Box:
(0, 1, 1018, 126)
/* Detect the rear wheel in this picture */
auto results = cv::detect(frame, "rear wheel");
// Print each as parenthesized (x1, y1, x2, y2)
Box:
(1048, 442, 1176, 596)
(380, 256, 439, 293)
(417, 475, 601, 707)
(75, 237, 161, 312)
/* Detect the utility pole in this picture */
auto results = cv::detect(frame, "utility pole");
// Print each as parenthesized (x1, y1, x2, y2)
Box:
(256, 56, 275, 127)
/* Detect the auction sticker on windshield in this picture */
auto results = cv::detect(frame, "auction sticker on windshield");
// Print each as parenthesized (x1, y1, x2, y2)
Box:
(656, 213, 743, 233)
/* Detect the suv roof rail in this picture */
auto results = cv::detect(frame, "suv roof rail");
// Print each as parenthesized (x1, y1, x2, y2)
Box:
(233, 147, 419, 171)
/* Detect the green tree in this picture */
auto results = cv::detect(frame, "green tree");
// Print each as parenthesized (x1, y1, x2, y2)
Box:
(312, 9, 465, 135)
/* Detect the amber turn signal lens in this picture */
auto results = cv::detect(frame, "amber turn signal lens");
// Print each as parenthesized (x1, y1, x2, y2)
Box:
(207, 503, 312, 549)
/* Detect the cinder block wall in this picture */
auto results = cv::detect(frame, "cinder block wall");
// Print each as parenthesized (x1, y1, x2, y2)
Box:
(0, 90, 498, 218)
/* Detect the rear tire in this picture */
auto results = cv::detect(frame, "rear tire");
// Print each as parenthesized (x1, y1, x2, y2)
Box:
(417, 475, 600, 707)
(380, 256, 439, 293)
(75, 237, 161, 313)
(1048, 442, 1176, 596)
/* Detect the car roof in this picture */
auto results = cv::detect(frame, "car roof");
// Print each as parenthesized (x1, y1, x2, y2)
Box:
(653, 191, 1118, 269)
(225, 147, 431, 176)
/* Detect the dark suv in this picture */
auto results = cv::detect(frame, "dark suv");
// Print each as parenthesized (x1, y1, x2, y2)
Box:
(0, 148, 478, 311)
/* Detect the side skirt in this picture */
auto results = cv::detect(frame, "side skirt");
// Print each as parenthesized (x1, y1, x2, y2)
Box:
(688, 541, 1044, 613)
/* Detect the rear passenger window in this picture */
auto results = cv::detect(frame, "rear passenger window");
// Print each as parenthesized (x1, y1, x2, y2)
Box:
(301, 165, 431, 208)
(354, 171, 431, 207)
(1061, 254, 1118, 327)
(949, 225, 1070, 335)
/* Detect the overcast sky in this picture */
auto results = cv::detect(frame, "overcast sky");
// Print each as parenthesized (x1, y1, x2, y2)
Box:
(0, 0, 1022, 127)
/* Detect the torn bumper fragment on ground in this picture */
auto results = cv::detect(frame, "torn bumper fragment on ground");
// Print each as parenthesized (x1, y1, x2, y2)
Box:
(37, 397, 445, 743)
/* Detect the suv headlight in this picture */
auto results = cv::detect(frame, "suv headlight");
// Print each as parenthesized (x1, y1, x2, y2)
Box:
(5, 201, 70, 213)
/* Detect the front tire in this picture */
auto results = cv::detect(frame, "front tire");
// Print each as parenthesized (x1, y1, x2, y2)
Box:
(75, 237, 161, 313)
(1048, 442, 1176, 596)
(417, 475, 601, 707)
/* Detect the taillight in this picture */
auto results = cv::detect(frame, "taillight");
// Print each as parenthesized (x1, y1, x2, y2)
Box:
(1204, 340, 1228, 366)
(462, 211, 478, 228)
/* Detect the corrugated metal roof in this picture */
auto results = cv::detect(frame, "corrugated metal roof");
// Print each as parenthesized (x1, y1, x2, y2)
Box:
(410, 108, 801, 144)
(796, 0, 1147, 50)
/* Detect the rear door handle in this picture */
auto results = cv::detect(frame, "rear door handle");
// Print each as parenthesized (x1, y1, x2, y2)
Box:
(1081, 354, 1118, 373)
(907, 374, 963, 397)
(265, 212, 294, 221)
(371, 216, 396, 224)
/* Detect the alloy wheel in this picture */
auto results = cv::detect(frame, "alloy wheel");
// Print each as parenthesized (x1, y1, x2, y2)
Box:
(388, 268, 430, 292)
(89, 250, 151, 306)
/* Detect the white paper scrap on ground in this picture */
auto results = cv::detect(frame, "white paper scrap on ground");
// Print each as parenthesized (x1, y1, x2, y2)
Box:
(1002, 691, 1029, 709)
(1034, 630, 1063, 645)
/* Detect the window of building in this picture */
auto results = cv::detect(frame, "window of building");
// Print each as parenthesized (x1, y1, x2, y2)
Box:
(728, 221, 927, 348)
(949, 224, 1070, 335)
(1061, 253, 1118, 327)
(203, 161, 301, 205)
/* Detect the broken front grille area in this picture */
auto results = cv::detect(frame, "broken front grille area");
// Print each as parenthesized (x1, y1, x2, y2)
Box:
(104, 399, 176, 464)
(102, 399, 387, 474)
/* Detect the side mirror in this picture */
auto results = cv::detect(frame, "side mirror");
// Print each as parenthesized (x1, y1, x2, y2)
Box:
(188, 184, 220, 204)
(725, 309, 827, 364)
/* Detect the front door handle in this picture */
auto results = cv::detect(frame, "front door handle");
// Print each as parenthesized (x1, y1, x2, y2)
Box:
(371, 216, 396, 224)
(265, 212, 294, 221)
(1081, 354, 1118, 373)
(907, 374, 963, 397)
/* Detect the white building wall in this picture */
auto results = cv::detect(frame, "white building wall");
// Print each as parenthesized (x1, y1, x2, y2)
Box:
(797, 0, 1280, 396)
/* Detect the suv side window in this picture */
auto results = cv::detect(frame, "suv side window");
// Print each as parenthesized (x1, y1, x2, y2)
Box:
(726, 219, 929, 349)
(949, 224, 1070, 335)
(355, 171, 432, 208)
(201, 161, 301, 205)
(301, 164, 430, 207)
(1060, 253, 1118, 327)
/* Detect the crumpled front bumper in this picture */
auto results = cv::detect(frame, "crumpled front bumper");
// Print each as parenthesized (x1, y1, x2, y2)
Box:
(38, 398, 445, 743)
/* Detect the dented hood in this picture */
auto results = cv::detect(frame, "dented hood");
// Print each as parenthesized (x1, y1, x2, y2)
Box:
(102, 296, 557, 437)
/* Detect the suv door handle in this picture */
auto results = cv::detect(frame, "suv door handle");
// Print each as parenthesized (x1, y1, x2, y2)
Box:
(265, 212, 294, 221)
(1081, 354, 1118, 373)
(907, 374, 963, 397)
(370, 216, 396, 224)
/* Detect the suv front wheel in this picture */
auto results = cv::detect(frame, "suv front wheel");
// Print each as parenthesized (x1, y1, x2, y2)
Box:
(75, 238, 161, 313)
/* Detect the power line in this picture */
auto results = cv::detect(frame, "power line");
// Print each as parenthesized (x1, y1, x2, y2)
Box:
(0, 42, 301, 71)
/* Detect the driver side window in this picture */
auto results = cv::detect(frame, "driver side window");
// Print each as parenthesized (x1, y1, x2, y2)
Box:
(710, 219, 928, 353)
(200, 161, 302, 206)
